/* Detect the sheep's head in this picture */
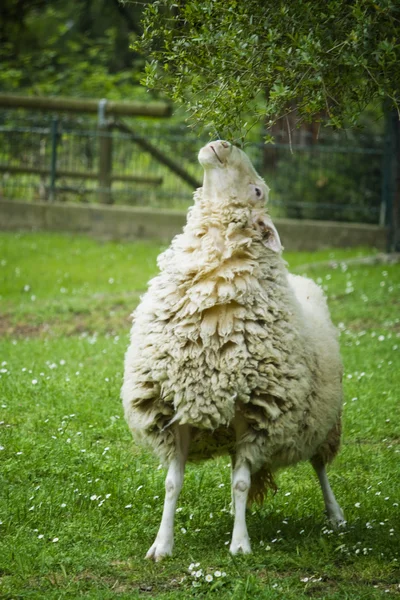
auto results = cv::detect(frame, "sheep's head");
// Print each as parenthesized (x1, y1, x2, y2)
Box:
(198, 140, 269, 209)
(197, 141, 281, 253)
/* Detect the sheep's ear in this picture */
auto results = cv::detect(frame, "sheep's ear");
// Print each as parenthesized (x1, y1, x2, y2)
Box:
(255, 216, 282, 253)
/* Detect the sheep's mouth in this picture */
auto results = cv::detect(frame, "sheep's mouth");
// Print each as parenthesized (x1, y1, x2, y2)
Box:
(210, 145, 223, 164)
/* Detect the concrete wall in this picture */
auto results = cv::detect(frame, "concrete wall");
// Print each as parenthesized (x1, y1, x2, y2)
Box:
(0, 200, 388, 251)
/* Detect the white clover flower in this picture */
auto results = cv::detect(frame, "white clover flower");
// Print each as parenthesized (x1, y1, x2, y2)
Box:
(38, 534, 44, 539)
(355, 503, 361, 508)
(125, 504, 132, 509)
(181, 528, 187, 534)
(195, 569, 203, 578)
(32, 379, 38, 385)
(61, 503, 67, 508)
(90, 495, 97, 501)
(205, 574, 213, 583)
(52, 537, 59, 543)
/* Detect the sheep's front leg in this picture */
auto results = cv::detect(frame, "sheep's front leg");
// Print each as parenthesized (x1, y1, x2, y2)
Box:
(230, 418, 252, 554)
(146, 425, 190, 561)
(312, 461, 345, 529)
(230, 459, 252, 554)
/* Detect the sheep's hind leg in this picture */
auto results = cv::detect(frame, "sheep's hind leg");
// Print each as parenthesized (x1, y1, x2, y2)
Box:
(311, 460, 345, 529)
(229, 420, 251, 555)
(146, 425, 190, 561)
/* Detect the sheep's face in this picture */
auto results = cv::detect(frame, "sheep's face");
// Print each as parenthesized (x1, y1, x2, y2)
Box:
(198, 140, 269, 209)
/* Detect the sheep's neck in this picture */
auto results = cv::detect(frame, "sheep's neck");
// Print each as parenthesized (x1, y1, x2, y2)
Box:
(201, 169, 248, 221)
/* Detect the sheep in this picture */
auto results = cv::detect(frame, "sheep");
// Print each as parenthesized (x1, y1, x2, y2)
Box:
(121, 139, 345, 561)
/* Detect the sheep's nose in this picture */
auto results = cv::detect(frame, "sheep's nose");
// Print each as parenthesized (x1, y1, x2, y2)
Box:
(208, 140, 231, 162)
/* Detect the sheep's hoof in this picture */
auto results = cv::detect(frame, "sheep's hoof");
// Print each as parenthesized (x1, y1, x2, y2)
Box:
(145, 539, 173, 562)
(229, 537, 251, 555)
(328, 507, 346, 530)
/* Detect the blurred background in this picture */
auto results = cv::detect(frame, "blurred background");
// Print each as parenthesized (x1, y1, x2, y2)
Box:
(0, 0, 394, 225)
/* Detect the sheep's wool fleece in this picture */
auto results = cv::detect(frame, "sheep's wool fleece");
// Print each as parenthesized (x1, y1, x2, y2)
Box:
(122, 167, 343, 471)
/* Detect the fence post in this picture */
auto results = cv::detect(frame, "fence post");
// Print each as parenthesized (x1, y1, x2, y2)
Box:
(98, 99, 113, 204)
(49, 117, 58, 202)
(381, 104, 400, 251)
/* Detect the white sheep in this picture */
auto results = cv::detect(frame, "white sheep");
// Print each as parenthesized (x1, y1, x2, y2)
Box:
(121, 140, 345, 561)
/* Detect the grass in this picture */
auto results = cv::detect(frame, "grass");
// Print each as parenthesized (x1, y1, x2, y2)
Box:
(0, 231, 399, 599)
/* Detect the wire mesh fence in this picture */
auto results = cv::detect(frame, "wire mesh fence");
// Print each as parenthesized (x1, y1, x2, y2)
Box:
(0, 109, 385, 224)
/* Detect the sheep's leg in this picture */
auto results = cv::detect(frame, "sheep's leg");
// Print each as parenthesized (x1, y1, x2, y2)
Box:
(146, 425, 190, 561)
(229, 453, 236, 515)
(312, 461, 345, 529)
(230, 460, 252, 554)
(229, 419, 251, 555)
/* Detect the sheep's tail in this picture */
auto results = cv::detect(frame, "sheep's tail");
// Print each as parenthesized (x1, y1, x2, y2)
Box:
(247, 466, 278, 507)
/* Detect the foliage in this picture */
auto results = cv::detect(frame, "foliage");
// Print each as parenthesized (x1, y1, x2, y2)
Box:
(136, 0, 400, 140)
(0, 232, 400, 598)
(0, 0, 148, 99)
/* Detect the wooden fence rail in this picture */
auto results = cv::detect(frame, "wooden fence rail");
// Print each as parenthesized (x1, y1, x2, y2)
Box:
(0, 165, 163, 185)
(0, 94, 172, 118)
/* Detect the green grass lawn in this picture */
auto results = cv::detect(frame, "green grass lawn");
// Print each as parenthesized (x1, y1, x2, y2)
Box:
(0, 232, 399, 599)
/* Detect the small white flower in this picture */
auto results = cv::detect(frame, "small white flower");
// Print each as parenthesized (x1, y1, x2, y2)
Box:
(38, 534, 44, 539)
(195, 569, 203, 578)
(32, 379, 38, 385)
(214, 571, 222, 578)
(205, 574, 213, 582)
(61, 503, 67, 508)
(136, 485, 143, 491)
(125, 504, 132, 509)
(181, 527, 187, 534)
(52, 537, 59, 543)
(90, 495, 97, 501)
(355, 503, 361, 508)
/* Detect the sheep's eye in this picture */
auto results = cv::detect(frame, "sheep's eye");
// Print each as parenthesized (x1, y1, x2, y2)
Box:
(255, 187, 262, 198)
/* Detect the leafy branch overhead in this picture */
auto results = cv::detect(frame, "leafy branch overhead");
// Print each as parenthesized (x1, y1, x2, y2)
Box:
(136, 0, 400, 140)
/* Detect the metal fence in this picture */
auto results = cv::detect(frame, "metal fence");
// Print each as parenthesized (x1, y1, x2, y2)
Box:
(0, 109, 385, 224)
